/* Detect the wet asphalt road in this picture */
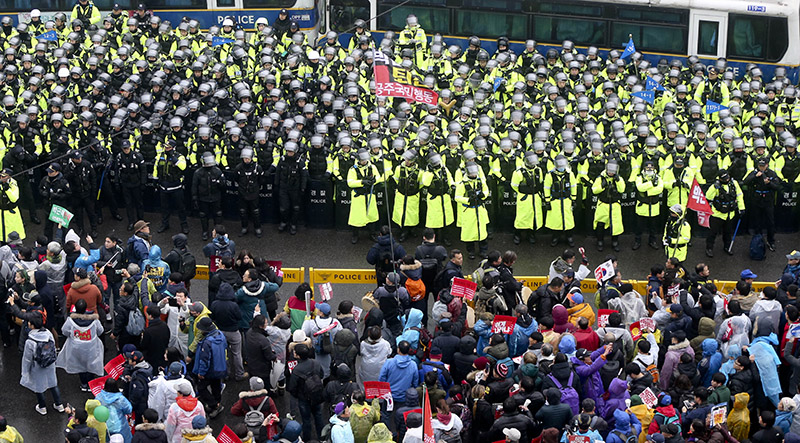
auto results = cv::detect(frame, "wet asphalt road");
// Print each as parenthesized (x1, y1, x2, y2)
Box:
(1, 209, 795, 441)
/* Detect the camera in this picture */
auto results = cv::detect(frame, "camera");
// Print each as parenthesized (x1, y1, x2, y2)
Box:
(115, 269, 125, 275)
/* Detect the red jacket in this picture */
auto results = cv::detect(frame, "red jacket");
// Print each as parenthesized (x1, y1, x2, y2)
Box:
(574, 328, 600, 351)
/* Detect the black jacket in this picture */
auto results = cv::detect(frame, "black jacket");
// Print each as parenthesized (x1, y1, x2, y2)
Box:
(287, 358, 324, 398)
(489, 411, 537, 443)
(131, 422, 169, 443)
(234, 160, 263, 200)
(39, 172, 72, 206)
(530, 285, 561, 323)
(192, 165, 224, 202)
(116, 149, 147, 187)
(140, 318, 170, 370)
(452, 335, 478, 383)
(65, 160, 97, 198)
(245, 326, 276, 379)
(208, 268, 243, 305)
(432, 330, 461, 365)
(209, 283, 242, 332)
(541, 360, 582, 397)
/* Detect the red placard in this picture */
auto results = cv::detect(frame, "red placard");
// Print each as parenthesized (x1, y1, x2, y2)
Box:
(319, 282, 333, 301)
(569, 436, 591, 443)
(451, 278, 477, 300)
(491, 315, 517, 334)
(630, 321, 642, 341)
(217, 425, 243, 443)
(104, 354, 126, 380)
(364, 381, 392, 399)
(209, 255, 220, 273)
(640, 317, 656, 332)
(597, 309, 618, 328)
(688, 178, 712, 228)
(287, 360, 297, 373)
(267, 260, 284, 278)
(89, 375, 111, 397)
(639, 387, 658, 407)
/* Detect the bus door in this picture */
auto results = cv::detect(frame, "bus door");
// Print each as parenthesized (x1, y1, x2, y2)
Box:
(688, 10, 727, 58)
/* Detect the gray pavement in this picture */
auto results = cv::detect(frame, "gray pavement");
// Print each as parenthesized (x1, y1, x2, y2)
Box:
(1, 210, 795, 441)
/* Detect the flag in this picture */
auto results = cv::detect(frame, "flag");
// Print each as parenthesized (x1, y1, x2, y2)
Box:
(88, 375, 111, 397)
(217, 425, 243, 443)
(687, 178, 712, 228)
(212, 36, 235, 47)
(373, 51, 439, 106)
(493, 77, 504, 92)
(705, 100, 728, 114)
(422, 385, 435, 443)
(632, 90, 654, 104)
(621, 36, 636, 59)
(104, 354, 126, 379)
(36, 30, 58, 41)
(594, 259, 615, 284)
(646, 76, 666, 91)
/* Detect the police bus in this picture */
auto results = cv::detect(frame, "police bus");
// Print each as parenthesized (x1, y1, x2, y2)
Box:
(2, 0, 324, 37)
(329, 0, 799, 81)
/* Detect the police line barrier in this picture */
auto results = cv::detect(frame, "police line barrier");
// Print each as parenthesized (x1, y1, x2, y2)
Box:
(194, 265, 305, 283)
(306, 268, 776, 297)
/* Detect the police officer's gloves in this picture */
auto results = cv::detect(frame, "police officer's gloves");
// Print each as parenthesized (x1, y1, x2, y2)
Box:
(362, 177, 374, 187)
(544, 200, 552, 210)
(739, 210, 745, 217)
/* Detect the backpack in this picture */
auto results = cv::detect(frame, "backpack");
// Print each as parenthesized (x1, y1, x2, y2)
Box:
(128, 368, 150, 406)
(213, 241, 234, 259)
(301, 371, 325, 402)
(331, 341, 356, 379)
(405, 277, 426, 302)
(32, 337, 57, 367)
(313, 319, 335, 355)
(749, 234, 766, 261)
(126, 308, 146, 336)
(654, 411, 682, 435)
(412, 326, 433, 360)
(377, 249, 396, 279)
(634, 355, 660, 384)
(244, 396, 269, 434)
(176, 248, 197, 280)
(613, 429, 637, 443)
(548, 372, 580, 415)
(450, 402, 472, 441)
(78, 436, 100, 443)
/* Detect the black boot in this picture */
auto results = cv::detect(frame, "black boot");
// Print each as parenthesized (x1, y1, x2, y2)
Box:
(632, 237, 641, 250)
(278, 222, 287, 232)
(706, 248, 714, 257)
(30, 212, 41, 224)
(351, 230, 358, 244)
(612, 236, 620, 252)
(528, 232, 536, 244)
(513, 233, 521, 245)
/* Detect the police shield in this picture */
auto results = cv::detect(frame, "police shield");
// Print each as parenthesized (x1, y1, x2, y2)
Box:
(306, 178, 335, 228)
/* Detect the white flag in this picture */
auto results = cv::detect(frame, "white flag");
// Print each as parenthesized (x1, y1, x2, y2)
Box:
(594, 259, 615, 284)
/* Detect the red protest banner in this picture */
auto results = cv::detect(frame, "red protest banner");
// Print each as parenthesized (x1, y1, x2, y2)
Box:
(287, 360, 298, 373)
(364, 381, 392, 399)
(491, 315, 517, 334)
(569, 436, 591, 443)
(639, 387, 658, 407)
(597, 309, 618, 328)
(319, 282, 333, 301)
(217, 425, 243, 443)
(451, 277, 477, 301)
(640, 317, 656, 332)
(688, 178, 712, 228)
(89, 375, 111, 397)
(104, 354, 126, 380)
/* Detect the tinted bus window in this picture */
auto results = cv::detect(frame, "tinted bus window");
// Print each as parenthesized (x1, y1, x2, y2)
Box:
(330, 0, 370, 33)
(612, 23, 686, 53)
(534, 16, 605, 45)
(454, 10, 527, 40)
(377, 5, 450, 34)
(727, 14, 788, 62)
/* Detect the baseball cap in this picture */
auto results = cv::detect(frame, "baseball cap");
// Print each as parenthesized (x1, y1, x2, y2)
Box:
(334, 402, 346, 415)
(189, 302, 204, 313)
(196, 317, 214, 332)
(787, 250, 800, 260)
(503, 428, 521, 442)
(70, 150, 83, 159)
(576, 348, 591, 359)
(741, 269, 758, 279)
(669, 303, 682, 313)
(569, 293, 584, 304)
(175, 379, 192, 396)
(648, 434, 666, 443)
(47, 163, 61, 173)
(317, 303, 331, 315)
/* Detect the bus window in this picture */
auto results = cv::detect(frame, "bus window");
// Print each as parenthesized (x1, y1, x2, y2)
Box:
(454, 10, 527, 40)
(216, 0, 234, 6)
(727, 14, 787, 62)
(612, 23, 686, 54)
(538, 2, 603, 17)
(461, 0, 523, 12)
(330, 0, 370, 33)
(533, 16, 604, 45)
(377, 5, 450, 34)
(697, 20, 718, 55)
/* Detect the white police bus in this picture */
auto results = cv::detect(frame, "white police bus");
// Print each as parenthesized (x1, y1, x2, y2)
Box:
(329, 0, 799, 81)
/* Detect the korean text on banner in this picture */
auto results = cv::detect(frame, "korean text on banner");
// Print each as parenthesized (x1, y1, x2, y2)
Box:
(597, 309, 618, 328)
(364, 381, 392, 399)
(451, 277, 477, 300)
(492, 315, 517, 334)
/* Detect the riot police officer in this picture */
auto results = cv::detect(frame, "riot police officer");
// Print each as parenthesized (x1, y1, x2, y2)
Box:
(276, 141, 308, 236)
(743, 158, 782, 251)
(192, 152, 224, 241)
(455, 162, 489, 259)
(663, 204, 691, 262)
(633, 161, 664, 250)
(154, 139, 189, 234)
(592, 160, 625, 252)
(64, 150, 98, 237)
(545, 155, 577, 247)
(234, 148, 264, 238)
(421, 152, 455, 246)
(510, 151, 544, 245)
(0, 168, 25, 241)
(705, 170, 745, 257)
(115, 140, 146, 231)
(392, 149, 423, 242)
(347, 149, 382, 244)
(39, 163, 72, 240)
